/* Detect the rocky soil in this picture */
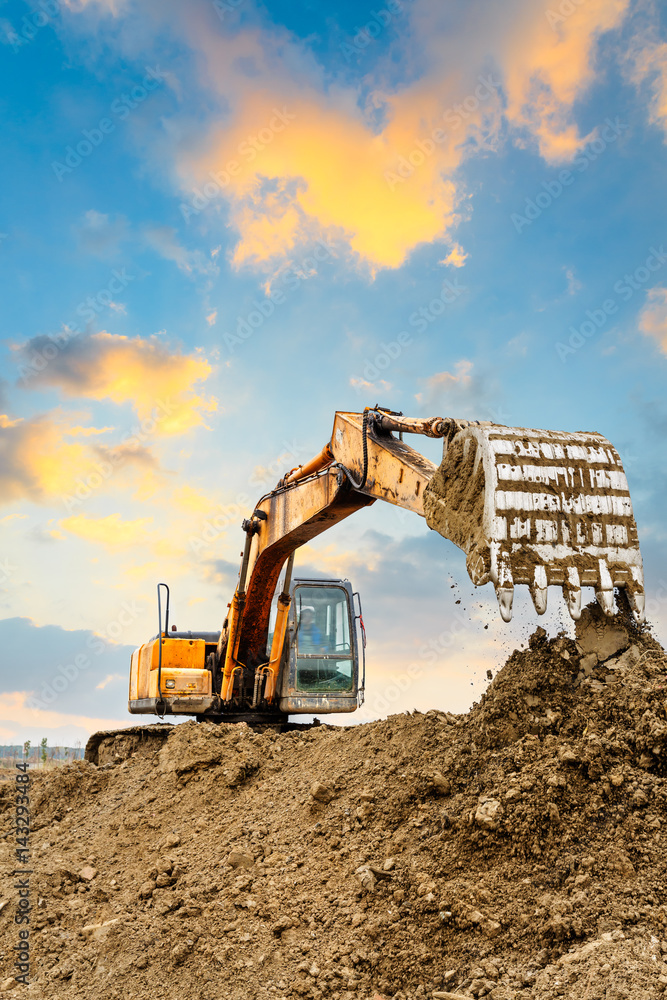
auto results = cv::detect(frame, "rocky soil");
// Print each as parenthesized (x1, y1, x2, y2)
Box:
(2, 601, 667, 999)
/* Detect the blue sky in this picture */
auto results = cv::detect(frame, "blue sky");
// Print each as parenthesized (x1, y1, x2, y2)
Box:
(1, 0, 666, 745)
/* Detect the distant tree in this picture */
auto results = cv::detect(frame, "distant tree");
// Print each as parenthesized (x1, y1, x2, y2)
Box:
(40, 738, 47, 765)
(23, 740, 30, 760)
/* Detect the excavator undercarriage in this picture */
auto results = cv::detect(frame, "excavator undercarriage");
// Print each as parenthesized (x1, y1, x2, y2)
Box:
(126, 408, 645, 726)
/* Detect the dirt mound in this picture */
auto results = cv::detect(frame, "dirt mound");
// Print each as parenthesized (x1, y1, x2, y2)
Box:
(2, 603, 667, 999)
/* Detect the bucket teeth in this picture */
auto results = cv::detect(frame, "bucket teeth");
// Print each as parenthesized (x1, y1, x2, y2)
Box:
(627, 588, 645, 623)
(595, 559, 615, 617)
(494, 551, 514, 622)
(563, 567, 582, 620)
(627, 566, 646, 623)
(496, 587, 514, 623)
(530, 565, 548, 616)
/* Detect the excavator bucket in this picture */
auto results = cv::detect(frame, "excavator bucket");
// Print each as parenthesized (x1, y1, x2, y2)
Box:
(423, 421, 645, 623)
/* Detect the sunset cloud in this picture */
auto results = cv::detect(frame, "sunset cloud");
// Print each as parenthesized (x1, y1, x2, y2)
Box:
(415, 360, 474, 406)
(175, 0, 641, 273)
(60, 512, 154, 548)
(185, 91, 477, 273)
(17, 332, 217, 434)
(626, 38, 667, 137)
(502, 0, 632, 162)
(0, 413, 92, 504)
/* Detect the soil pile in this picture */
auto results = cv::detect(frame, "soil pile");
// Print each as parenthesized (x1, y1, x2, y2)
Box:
(2, 603, 667, 999)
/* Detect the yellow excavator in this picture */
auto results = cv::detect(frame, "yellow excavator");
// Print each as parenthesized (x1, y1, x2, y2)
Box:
(126, 407, 645, 726)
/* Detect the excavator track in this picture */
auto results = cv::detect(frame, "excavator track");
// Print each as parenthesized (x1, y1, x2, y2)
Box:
(84, 724, 173, 765)
(84, 719, 326, 765)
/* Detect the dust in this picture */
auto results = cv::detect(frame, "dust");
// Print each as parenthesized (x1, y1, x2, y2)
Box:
(2, 605, 667, 999)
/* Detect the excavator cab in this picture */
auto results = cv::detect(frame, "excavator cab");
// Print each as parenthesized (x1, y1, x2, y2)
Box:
(273, 578, 365, 714)
(127, 576, 365, 721)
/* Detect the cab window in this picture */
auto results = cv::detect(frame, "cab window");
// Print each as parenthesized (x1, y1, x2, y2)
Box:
(294, 586, 353, 693)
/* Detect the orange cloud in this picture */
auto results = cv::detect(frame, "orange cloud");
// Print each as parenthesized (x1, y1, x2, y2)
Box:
(176, 0, 648, 271)
(626, 39, 667, 137)
(17, 332, 217, 434)
(0, 414, 92, 503)
(639, 287, 667, 354)
(171, 484, 219, 514)
(415, 360, 473, 405)
(186, 91, 475, 273)
(440, 243, 468, 268)
(502, 0, 631, 162)
(181, 16, 503, 275)
(60, 512, 153, 548)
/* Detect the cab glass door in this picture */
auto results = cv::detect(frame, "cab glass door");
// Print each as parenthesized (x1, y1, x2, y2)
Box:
(293, 585, 354, 692)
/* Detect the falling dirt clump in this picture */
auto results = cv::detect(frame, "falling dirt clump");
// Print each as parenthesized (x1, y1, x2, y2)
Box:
(2, 605, 667, 999)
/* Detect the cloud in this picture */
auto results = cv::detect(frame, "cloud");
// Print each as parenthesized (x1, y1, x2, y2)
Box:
(74, 210, 129, 259)
(0, 407, 165, 507)
(0, 413, 93, 504)
(349, 376, 392, 394)
(171, 484, 220, 514)
(0, 617, 135, 727)
(639, 286, 667, 354)
(61, 0, 128, 13)
(143, 226, 219, 276)
(564, 266, 582, 296)
(415, 359, 474, 405)
(96, 673, 125, 690)
(24, 523, 66, 544)
(60, 0, 651, 274)
(439, 243, 469, 268)
(505, 332, 530, 356)
(60, 512, 153, 548)
(502, 0, 632, 162)
(185, 86, 490, 274)
(177, 0, 641, 272)
(414, 359, 508, 423)
(16, 331, 217, 434)
(625, 33, 667, 137)
(206, 310, 218, 326)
